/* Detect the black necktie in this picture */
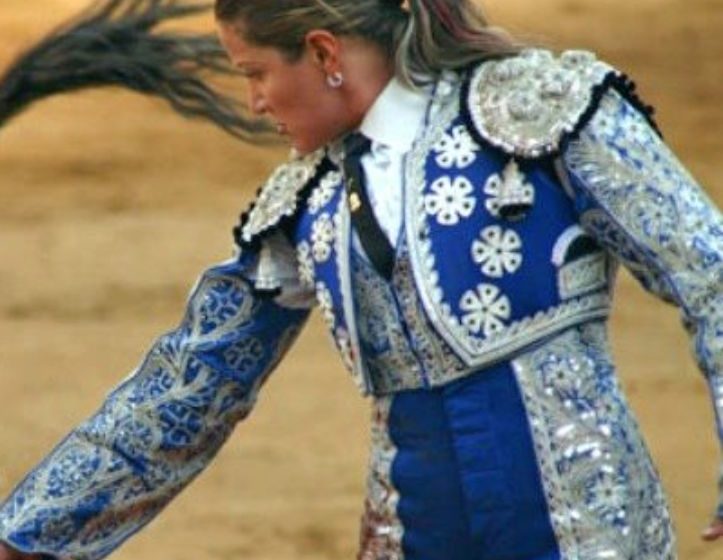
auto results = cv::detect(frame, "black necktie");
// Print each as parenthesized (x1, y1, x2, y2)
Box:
(342, 132, 395, 281)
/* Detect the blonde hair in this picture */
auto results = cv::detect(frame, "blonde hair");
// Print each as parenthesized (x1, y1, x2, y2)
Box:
(214, 0, 520, 85)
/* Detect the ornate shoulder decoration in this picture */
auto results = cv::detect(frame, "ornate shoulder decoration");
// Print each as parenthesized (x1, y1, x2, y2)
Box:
(465, 49, 628, 159)
(234, 149, 326, 248)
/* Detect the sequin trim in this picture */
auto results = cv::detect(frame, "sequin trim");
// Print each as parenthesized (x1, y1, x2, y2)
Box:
(558, 253, 608, 300)
(335, 193, 372, 394)
(358, 396, 404, 560)
(0, 263, 308, 559)
(351, 249, 425, 394)
(565, 88, 723, 517)
(512, 323, 676, 559)
(239, 150, 325, 244)
(465, 49, 615, 159)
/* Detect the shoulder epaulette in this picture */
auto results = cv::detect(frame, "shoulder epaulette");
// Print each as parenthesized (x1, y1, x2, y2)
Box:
(464, 49, 627, 159)
(235, 149, 326, 248)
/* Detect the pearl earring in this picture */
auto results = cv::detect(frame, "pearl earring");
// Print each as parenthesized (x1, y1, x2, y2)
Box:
(326, 71, 344, 88)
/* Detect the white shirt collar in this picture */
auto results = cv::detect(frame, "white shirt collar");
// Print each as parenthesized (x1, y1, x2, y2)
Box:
(358, 77, 431, 152)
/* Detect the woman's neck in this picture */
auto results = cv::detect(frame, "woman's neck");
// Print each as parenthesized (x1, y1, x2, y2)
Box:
(338, 37, 396, 130)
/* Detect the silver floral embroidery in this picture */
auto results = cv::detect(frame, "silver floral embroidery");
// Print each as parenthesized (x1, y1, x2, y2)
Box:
(459, 283, 511, 337)
(579, 209, 672, 301)
(390, 243, 467, 388)
(558, 253, 609, 300)
(404, 75, 612, 368)
(432, 124, 479, 169)
(424, 175, 476, 225)
(565, 89, 723, 371)
(466, 48, 615, 158)
(296, 241, 315, 288)
(332, 192, 373, 395)
(315, 281, 335, 330)
(0, 264, 308, 559)
(350, 249, 425, 394)
(471, 225, 523, 278)
(358, 396, 404, 560)
(240, 149, 325, 243)
(340, 233, 470, 394)
(565, 89, 723, 515)
(308, 170, 342, 214)
(311, 212, 335, 263)
(512, 323, 676, 559)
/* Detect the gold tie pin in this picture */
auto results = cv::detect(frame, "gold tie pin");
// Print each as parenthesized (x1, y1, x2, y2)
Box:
(348, 192, 362, 212)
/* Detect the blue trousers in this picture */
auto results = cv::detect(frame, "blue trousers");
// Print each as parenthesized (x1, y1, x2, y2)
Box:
(362, 361, 560, 560)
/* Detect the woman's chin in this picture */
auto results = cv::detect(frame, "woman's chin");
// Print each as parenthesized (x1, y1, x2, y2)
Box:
(290, 137, 325, 157)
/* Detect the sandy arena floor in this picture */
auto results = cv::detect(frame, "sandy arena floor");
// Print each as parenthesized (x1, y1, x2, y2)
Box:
(0, 0, 721, 558)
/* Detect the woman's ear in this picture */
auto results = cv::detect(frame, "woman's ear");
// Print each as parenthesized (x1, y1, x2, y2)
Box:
(304, 29, 342, 74)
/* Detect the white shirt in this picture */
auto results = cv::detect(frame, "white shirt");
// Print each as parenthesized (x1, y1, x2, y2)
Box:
(254, 78, 432, 309)
(357, 78, 432, 247)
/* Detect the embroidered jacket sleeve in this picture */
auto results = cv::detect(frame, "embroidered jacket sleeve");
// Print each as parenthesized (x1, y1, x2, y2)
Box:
(561, 89, 723, 517)
(0, 234, 312, 560)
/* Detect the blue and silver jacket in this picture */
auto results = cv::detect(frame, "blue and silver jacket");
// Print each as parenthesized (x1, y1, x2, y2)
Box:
(0, 49, 720, 559)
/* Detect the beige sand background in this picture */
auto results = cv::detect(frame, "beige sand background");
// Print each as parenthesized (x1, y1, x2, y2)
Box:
(0, 0, 721, 558)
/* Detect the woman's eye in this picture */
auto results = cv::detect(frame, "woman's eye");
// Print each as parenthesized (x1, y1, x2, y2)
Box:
(240, 68, 263, 80)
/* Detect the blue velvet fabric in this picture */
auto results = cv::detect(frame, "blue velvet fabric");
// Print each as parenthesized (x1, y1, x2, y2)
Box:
(420, 122, 579, 326)
(389, 362, 560, 560)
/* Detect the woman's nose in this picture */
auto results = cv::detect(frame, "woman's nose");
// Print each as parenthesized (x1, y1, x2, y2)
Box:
(247, 87, 267, 115)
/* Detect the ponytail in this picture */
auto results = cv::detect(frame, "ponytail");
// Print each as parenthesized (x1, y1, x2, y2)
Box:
(214, 0, 521, 85)
(396, 0, 522, 85)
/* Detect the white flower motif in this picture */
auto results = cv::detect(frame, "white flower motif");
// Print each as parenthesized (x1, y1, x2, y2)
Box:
(584, 468, 629, 524)
(311, 213, 335, 262)
(459, 283, 511, 337)
(483, 174, 504, 217)
(315, 282, 335, 329)
(296, 241, 315, 287)
(308, 171, 341, 214)
(424, 176, 476, 226)
(471, 226, 523, 277)
(433, 125, 479, 169)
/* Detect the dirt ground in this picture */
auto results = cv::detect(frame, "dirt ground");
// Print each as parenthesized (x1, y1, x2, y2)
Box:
(0, 0, 721, 558)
